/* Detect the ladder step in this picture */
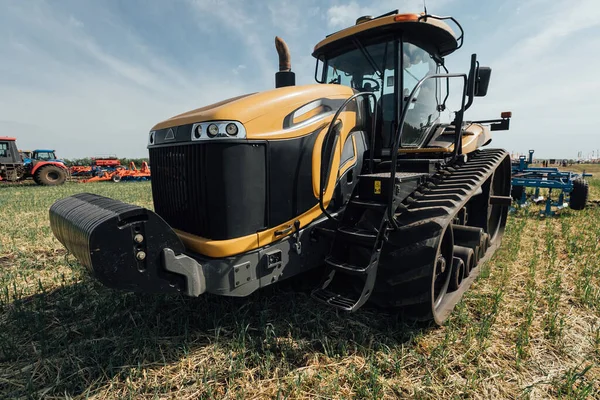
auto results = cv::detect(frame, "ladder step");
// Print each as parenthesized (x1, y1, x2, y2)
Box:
(325, 256, 373, 274)
(350, 198, 387, 210)
(312, 288, 357, 311)
(337, 226, 378, 247)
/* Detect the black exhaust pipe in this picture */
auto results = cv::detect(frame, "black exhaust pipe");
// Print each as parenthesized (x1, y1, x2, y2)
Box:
(49, 193, 187, 294)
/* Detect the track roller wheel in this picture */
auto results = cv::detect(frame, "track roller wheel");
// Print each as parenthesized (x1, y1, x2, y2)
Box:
(453, 245, 475, 276)
(449, 257, 465, 291)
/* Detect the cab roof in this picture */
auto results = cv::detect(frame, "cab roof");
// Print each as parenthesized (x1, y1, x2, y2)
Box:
(313, 12, 459, 59)
(0, 136, 16, 141)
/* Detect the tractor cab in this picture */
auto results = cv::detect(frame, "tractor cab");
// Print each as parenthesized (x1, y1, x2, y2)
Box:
(312, 11, 494, 160)
(32, 150, 60, 162)
(23, 149, 63, 169)
(0, 137, 20, 165)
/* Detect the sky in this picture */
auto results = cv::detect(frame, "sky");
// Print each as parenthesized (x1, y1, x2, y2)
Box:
(1, 0, 599, 159)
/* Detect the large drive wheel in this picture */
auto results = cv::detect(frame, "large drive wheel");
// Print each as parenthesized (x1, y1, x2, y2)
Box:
(569, 178, 588, 210)
(35, 165, 67, 186)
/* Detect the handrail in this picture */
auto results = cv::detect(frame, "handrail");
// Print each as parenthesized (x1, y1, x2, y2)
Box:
(319, 91, 378, 222)
(387, 73, 468, 229)
(417, 15, 465, 51)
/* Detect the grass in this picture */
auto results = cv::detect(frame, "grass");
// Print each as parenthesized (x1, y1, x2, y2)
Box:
(1, 167, 600, 399)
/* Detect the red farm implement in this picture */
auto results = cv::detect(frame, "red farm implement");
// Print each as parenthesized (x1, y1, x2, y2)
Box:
(82, 161, 150, 183)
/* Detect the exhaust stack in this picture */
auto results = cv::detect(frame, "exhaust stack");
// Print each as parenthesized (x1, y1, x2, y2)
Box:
(275, 36, 295, 88)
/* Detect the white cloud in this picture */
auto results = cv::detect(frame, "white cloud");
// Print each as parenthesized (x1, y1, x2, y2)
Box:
(465, 0, 600, 158)
(0, 1, 253, 158)
(326, 0, 453, 29)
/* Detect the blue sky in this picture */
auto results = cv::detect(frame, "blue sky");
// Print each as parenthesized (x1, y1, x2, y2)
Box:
(1, 0, 599, 159)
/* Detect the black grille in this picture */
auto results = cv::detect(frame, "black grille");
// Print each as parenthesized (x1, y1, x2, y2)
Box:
(149, 143, 267, 240)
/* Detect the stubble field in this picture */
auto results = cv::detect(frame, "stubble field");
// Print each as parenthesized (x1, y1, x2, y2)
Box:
(1, 165, 600, 399)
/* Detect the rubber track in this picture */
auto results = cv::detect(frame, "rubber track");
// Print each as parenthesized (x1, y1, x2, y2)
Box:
(373, 148, 511, 324)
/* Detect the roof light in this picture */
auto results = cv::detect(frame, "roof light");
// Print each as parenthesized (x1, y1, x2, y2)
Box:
(501, 111, 512, 119)
(394, 14, 419, 22)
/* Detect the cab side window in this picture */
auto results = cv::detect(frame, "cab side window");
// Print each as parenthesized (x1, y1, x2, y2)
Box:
(0, 142, 8, 158)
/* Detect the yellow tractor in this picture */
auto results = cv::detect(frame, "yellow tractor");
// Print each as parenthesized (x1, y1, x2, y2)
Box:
(50, 10, 512, 324)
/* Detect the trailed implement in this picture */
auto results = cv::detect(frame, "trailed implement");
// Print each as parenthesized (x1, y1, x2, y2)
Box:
(511, 150, 590, 215)
(50, 10, 513, 324)
(81, 161, 151, 183)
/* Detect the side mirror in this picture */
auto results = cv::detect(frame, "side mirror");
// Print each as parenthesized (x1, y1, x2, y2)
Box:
(474, 67, 491, 97)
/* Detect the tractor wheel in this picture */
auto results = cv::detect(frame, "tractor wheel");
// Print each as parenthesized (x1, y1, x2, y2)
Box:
(35, 165, 67, 186)
(569, 178, 589, 210)
(111, 174, 122, 183)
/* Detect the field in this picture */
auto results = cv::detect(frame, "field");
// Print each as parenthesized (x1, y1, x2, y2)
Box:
(1, 166, 600, 399)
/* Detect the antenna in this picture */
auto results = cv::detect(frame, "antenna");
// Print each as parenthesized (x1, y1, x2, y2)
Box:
(423, 0, 428, 14)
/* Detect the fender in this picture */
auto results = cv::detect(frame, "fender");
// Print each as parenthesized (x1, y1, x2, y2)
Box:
(31, 161, 67, 175)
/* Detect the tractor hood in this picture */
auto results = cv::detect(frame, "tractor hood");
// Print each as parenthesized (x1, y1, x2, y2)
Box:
(151, 84, 354, 139)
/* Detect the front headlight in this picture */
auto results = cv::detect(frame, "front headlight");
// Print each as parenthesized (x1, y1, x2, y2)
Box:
(207, 124, 219, 137)
(226, 123, 238, 136)
(190, 121, 246, 141)
(148, 131, 155, 145)
(194, 124, 202, 139)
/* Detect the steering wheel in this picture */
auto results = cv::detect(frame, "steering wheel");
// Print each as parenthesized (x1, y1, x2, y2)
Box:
(359, 77, 380, 92)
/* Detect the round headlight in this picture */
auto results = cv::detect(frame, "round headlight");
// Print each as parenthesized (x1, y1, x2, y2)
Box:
(207, 124, 219, 137)
(226, 123, 238, 136)
(194, 125, 202, 139)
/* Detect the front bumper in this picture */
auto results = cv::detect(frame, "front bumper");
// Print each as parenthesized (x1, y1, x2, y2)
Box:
(49, 193, 328, 297)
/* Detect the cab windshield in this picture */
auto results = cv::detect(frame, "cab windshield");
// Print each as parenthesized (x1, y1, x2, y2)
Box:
(34, 151, 56, 160)
(322, 39, 439, 148)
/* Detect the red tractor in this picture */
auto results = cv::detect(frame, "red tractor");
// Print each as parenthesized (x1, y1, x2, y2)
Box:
(0, 137, 68, 185)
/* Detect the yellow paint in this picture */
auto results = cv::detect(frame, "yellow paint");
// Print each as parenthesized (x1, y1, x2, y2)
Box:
(175, 229, 259, 259)
(151, 84, 354, 141)
(313, 14, 456, 55)
(175, 103, 359, 258)
(397, 123, 491, 155)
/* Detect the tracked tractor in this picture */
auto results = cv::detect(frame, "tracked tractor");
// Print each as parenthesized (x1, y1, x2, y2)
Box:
(0, 138, 67, 185)
(49, 11, 512, 324)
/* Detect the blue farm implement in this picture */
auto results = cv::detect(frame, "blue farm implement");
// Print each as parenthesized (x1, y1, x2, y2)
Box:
(511, 150, 591, 215)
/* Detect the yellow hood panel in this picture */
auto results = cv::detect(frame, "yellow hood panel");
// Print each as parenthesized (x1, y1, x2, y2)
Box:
(151, 84, 355, 137)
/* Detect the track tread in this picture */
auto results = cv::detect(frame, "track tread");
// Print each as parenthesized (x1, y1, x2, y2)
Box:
(372, 149, 511, 324)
